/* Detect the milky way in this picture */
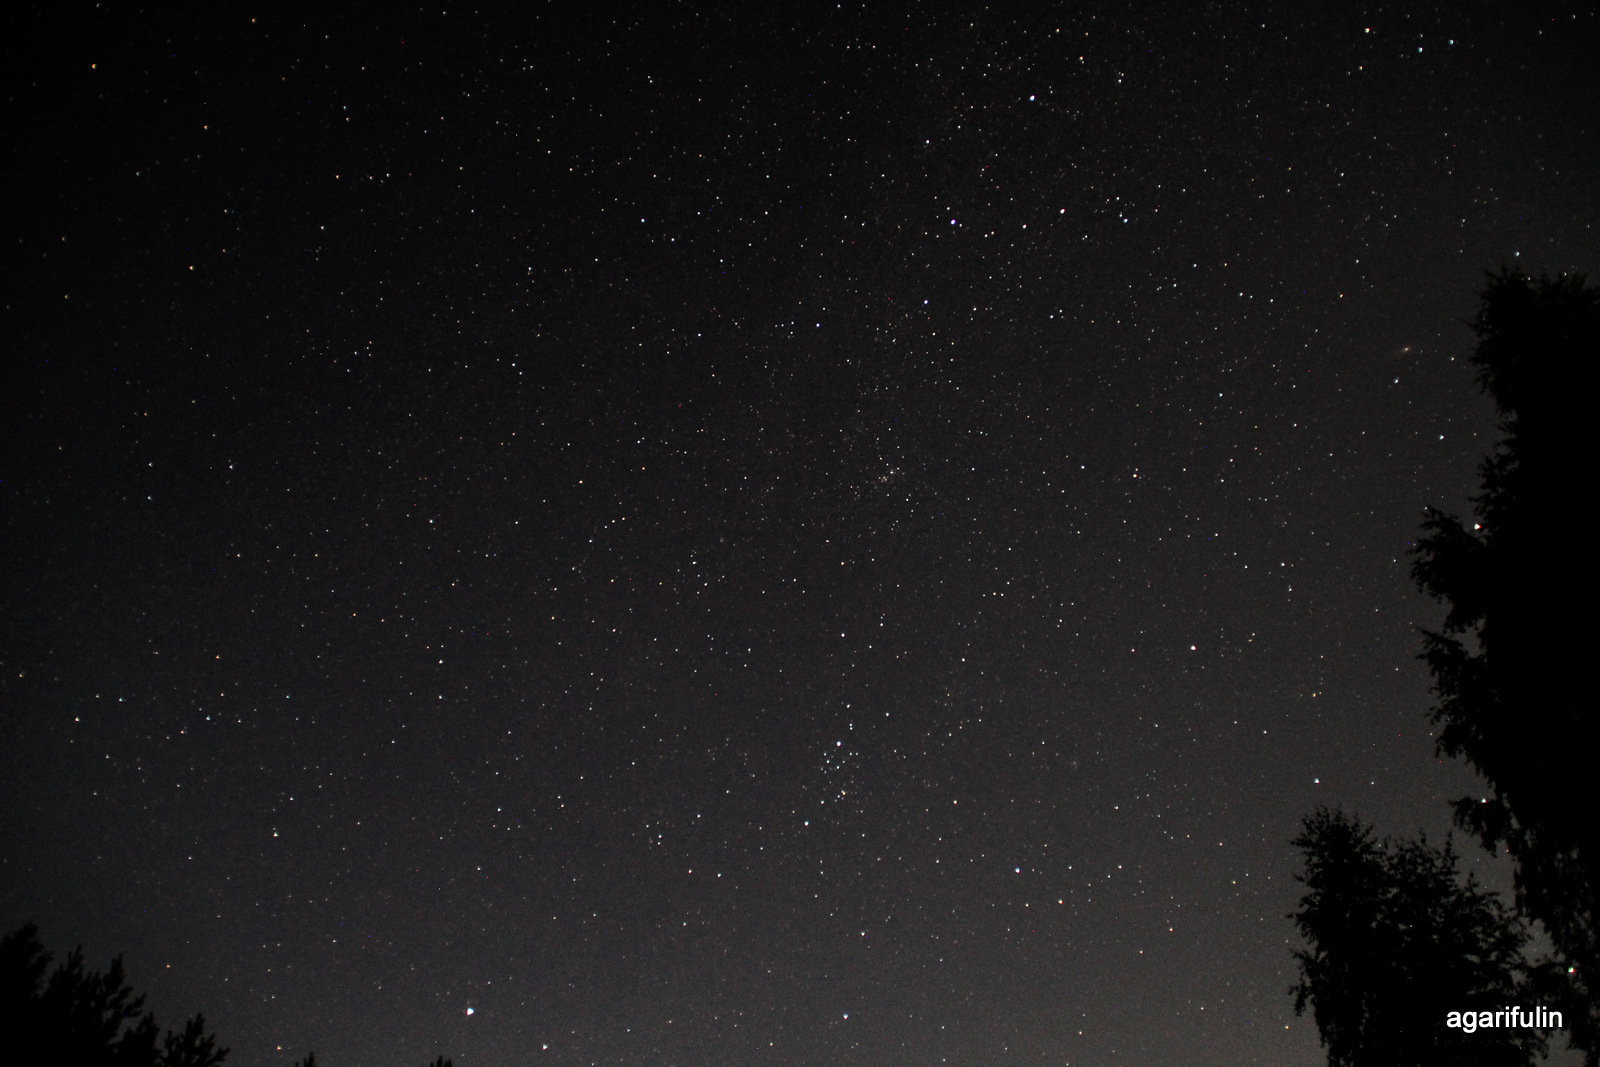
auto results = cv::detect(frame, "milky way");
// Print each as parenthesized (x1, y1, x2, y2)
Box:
(3, 6, 1597, 1065)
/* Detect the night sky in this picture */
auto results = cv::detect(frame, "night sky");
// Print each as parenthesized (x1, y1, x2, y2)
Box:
(4, 5, 1598, 1066)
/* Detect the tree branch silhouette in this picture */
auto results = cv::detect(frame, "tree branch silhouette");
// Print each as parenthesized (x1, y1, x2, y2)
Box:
(1412, 268, 1599, 1062)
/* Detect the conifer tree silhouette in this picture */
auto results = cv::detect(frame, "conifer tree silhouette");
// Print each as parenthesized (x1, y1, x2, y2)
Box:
(6, 926, 451, 1067)
(0, 922, 227, 1067)
(1412, 268, 1600, 1061)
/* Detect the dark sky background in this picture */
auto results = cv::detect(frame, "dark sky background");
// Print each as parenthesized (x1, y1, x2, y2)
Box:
(3, 4, 1597, 1066)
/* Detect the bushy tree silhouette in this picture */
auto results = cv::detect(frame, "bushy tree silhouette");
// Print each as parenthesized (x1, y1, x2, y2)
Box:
(0, 922, 227, 1067)
(1412, 268, 1600, 1060)
(1290, 807, 1544, 1067)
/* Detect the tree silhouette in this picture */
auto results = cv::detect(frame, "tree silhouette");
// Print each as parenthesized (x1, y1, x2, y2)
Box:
(1412, 268, 1599, 1060)
(1290, 807, 1545, 1067)
(0, 922, 227, 1067)
(4, 924, 454, 1067)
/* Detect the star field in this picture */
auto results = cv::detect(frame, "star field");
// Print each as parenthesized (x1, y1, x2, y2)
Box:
(3, 5, 1597, 1066)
